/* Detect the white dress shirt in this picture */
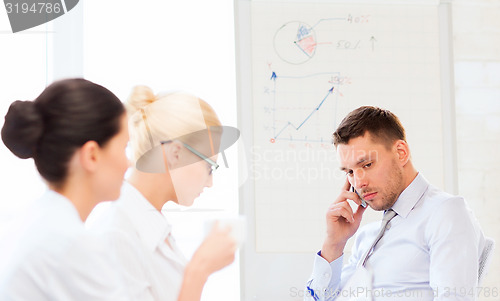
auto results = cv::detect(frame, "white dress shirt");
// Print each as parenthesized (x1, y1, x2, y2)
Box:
(0, 190, 128, 301)
(87, 181, 187, 301)
(306, 173, 486, 301)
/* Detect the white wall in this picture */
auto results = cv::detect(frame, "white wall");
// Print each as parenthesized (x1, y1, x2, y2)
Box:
(0, 14, 52, 233)
(452, 0, 500, 299)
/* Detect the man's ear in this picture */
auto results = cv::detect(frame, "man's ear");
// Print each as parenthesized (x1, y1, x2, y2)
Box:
(394, 139, 411, 167)
(79, 141, 100, 172)
(165, 141, 183, 170)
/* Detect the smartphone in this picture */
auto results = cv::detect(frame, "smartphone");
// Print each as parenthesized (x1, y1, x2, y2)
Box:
(351, 186, 367, 208)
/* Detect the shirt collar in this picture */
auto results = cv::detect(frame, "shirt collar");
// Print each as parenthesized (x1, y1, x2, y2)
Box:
(38, 189, 82, 222)
(119, 182, 173, 251)
(391, 173, 429, 218)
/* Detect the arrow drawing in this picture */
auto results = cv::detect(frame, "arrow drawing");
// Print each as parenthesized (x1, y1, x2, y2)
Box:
(274, 87, 335, 139)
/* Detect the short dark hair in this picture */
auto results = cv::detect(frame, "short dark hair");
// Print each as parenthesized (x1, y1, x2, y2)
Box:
(332, 106, 406, 149)
(2, 78, 125, 187)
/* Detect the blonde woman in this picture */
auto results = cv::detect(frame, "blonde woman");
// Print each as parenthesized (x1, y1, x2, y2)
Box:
(88, 86, 237, 301)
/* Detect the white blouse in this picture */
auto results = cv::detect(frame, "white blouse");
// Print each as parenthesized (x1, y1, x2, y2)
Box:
(0, 190, 128, 300)
(87, 182, 188, 301)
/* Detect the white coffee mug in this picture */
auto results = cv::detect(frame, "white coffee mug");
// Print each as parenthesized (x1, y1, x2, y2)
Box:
(205, 215, 246, 246)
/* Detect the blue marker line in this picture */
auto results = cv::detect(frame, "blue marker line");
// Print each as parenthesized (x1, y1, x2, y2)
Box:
(293, 40, 313, 58)
(296, 87, 333, 130)
(273, 87, 334, 139)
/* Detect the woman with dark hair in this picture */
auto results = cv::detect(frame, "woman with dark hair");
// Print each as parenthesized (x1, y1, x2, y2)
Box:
(0, 78, 130, 300)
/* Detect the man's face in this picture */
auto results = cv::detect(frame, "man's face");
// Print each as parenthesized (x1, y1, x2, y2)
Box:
(337, 132, 404, 211)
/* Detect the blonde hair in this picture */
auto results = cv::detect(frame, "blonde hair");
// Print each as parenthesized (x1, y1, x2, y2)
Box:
(126, 85, 222, 162)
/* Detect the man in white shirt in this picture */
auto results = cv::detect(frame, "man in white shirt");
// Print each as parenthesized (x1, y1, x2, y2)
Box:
(306, 106, 485, 301)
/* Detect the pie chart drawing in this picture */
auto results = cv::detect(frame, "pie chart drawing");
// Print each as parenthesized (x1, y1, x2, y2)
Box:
(273, 21, 317, 65)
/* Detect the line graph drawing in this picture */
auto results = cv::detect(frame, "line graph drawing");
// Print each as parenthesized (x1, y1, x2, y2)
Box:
(272, 87, 334, 142)
(265, 71, 347, 144)
(266, 14, 372, 145)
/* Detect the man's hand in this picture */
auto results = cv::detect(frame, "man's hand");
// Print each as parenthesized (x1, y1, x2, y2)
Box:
(320, 178, 366, 262)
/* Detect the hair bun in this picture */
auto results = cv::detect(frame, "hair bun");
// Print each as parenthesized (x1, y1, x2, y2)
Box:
(126, 85, 157, 116)
(1, 100, 44, 159)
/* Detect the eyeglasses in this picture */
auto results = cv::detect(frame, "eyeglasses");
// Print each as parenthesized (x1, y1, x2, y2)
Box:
(161, 140, 219, 175)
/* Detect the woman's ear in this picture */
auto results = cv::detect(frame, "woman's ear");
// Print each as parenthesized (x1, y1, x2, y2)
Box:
(79, 140, 100, 172)
(394, 139, 411, 166)
(165, 141, 183, 170)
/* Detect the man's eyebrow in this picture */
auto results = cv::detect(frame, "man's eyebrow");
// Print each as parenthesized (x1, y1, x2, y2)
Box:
(340, 157, 370, 171)
(356, 157, 368, 166)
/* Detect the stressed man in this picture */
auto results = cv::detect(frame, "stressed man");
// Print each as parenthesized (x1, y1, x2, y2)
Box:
(306, 106, 485, 301)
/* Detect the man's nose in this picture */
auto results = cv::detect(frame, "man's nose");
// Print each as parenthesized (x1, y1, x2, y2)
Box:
(353, 169, 368, 189)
